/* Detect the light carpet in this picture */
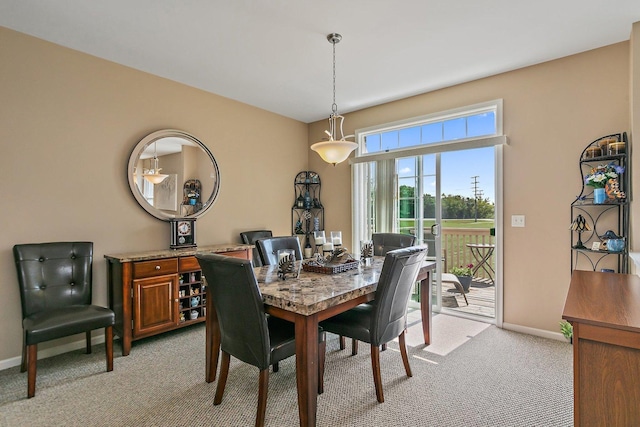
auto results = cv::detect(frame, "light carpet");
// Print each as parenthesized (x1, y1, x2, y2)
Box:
(0, 314, 573, 426)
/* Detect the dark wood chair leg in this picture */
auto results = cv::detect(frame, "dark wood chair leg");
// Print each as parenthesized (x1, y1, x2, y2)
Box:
(86, 331, 92, 354)
(371, 344, 384, 403)
(272, 362, 279, 372)
(381, 343, 387, 352)
(318, 338, 326, 395)
(27, 344, 37, 398)
(20, 337, 27, 373)
(339, 336, 346, 350)
(105, 326, 114, 372)
(256, 369, 269, 427)
(352, 339, 359, 355)
(399, 331, 412, 378)
(214, 351, 231, 405)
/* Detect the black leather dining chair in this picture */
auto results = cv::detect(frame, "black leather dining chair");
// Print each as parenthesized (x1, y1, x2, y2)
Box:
(240, 230, 273, 267)
(255, 236, 303, 266)
(372, 233, 416, 256)
(320, 246, 427, 403)
(196, 253, 325, 427)
(343, 232, 417, 355)
(13, 241, 115, 398)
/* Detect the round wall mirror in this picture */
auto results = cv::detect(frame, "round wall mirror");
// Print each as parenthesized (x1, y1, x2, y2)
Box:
(128, 129, 220, 220)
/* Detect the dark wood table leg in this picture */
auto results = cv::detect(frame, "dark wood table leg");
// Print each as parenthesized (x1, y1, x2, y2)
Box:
(205, 295, 220, 382)
(295, 313, 318, 427)
(419, 270, 432, 345)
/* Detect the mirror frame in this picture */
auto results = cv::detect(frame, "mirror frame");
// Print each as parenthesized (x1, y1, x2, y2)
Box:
(128, 129, 221, 220)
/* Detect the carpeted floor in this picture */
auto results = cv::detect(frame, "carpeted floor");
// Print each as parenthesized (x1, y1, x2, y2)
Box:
(0, 314, 573, 426)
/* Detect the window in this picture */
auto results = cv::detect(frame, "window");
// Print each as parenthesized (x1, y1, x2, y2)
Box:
(351, 100, 505, 250)
(361, 103, 498, 156)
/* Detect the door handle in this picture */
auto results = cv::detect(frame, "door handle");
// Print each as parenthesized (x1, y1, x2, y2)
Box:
(430, 224, 440, 237)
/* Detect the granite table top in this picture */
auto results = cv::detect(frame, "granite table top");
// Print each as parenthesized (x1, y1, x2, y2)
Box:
(255, 257, 386, 316)
(104, 243, 253, 263)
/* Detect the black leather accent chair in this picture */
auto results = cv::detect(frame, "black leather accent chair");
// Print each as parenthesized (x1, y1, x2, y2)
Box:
(320, 246, 427, 403)
(13, 242, 115, 398)
(240, 230, 273, 267)
(372, 233, 416, 256)
(196, 253, 325, 427)
(255, 236, 303, 266)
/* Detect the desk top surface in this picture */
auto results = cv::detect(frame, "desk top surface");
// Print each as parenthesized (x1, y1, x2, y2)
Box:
(255, 258, 435, 316)
(563, 270, 640, 332)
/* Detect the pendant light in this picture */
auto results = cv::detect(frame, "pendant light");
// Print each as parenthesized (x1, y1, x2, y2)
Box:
(143, 142, 169, 184)
(311, 33, 357, 166)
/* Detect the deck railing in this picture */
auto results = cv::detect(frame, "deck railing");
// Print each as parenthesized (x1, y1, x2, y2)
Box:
(441, 228, 494, 280)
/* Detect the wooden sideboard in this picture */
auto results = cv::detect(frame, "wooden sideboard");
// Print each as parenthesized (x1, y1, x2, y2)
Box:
(105, 244, 251, 355)
(562, 270, 640, 426)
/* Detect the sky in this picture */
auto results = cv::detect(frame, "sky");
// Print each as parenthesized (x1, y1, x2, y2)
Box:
(365, 111, 496, 202)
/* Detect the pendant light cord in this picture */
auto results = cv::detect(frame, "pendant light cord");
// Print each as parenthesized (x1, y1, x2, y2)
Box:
(332, 39, 337, 115)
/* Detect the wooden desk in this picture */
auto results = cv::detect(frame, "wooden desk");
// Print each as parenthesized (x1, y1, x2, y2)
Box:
(562, 270, 640, 426)
(205, 257, 435, 427)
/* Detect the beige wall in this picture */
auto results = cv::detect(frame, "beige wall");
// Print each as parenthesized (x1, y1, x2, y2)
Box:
(0, 25, 635, 364)
(631, 22, 640, 254)
(309, 42, 631, 333)
(0, 28, 308, 362)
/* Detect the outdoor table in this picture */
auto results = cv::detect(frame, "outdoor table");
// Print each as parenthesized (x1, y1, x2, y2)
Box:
(466, 243, 495, 284)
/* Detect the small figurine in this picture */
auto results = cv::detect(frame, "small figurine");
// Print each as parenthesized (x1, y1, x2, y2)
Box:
(295, 220, 304, 234)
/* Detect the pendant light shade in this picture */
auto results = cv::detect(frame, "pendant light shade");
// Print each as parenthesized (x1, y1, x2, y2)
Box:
(143, 142, 168, 184)
(311, 33, 357, 166)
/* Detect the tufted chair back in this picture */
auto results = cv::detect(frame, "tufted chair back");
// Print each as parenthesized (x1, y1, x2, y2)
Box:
(372, 233, 416, 256)
(14, 242, 93, 318)
(13, 241, 114, 398)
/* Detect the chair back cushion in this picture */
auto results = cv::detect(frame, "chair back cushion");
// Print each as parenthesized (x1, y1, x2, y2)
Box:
(372, 233, 416, 256)
(240, 230, 273, 267)
(196, 253, 271, 370)
(14, 242, 93, 318)
(256, 236, 303, 266)
(372, 246, 427, 345)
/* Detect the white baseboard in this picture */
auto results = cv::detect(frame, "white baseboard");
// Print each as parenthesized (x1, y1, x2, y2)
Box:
(0, 335, 106, 372)
(502, 322, 568, 342)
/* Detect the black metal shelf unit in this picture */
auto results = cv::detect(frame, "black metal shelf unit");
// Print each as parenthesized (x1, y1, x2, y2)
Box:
(570, 132, 629, 273)
(291, 171, 324, 248)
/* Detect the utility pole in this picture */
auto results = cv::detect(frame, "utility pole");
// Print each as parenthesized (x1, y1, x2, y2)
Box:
(471, 176, 481, 222)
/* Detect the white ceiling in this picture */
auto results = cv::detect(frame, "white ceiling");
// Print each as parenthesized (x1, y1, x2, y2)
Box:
(2, 1, 640, 123)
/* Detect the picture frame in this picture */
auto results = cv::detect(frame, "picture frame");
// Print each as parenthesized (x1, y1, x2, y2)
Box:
(591, 241, 601, 251)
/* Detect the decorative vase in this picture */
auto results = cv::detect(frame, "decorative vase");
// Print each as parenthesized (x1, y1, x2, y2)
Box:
(593, 187, 606, 204)
(456, 275, 472, 292)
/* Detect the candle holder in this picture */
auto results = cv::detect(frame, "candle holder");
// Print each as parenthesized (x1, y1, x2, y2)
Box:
(330, 231, 342, 249)
(314, 230, 326, 255)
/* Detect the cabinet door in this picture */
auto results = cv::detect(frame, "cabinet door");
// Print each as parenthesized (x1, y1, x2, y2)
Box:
(132, 273, 178, 337)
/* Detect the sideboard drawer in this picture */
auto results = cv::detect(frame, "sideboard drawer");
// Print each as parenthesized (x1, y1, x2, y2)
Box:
(133, 258, 178, 279)
(223, 250, 251, 260)
(179, 256, 200, 271)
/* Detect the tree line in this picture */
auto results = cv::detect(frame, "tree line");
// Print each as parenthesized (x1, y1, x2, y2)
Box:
(399, 185, 494, 220)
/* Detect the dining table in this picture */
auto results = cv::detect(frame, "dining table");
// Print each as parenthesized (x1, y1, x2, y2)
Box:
(205, 256, 436, 427)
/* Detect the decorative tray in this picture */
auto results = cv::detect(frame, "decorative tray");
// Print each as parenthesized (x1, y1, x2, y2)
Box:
(302, 260, 360, 275)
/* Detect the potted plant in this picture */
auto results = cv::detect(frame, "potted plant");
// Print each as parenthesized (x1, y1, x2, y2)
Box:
(584, 162, 624, 204)
(559, 320, 573, 343)
(450, 264, 474, 292)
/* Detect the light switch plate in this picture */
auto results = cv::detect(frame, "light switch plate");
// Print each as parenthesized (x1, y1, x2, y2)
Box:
(511, 215, 525, 227)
